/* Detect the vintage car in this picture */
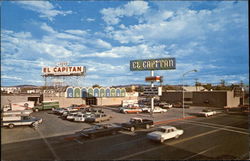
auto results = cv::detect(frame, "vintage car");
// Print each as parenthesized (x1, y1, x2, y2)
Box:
(2, 116, 42, 129)
(159, 102, 173, 109)
(66, 112, 83, 121)
(73, 113, 94, 122)
(147, 126, 184, 143)
(77, 124, 123, 139)
(120, 106, 143, 114)
(52, 107, 65, 114)
(142, 106, 167, 113)
(85, 114, 111, 123)
(121, 117, 154, 132)
(198, 109, 217, 117)
(172, 102, 190, 108)
(72, 104, 88, 110)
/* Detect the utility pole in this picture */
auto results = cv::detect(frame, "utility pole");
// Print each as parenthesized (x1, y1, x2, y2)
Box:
(195, 78, 198, 91)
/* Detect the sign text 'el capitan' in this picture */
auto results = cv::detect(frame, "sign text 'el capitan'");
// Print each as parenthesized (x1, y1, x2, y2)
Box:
(42, 66, 85, 76)
(130, 58, 176, 71)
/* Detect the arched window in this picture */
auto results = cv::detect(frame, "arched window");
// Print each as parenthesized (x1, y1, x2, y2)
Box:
(88, 88, 94, 97)
(66, 87, 73, 98)
(100, 88, 105, 97)
(121, 88, 126, 97)
(94, 88, 100, 97)
(74, 88, 81, 97)
(106, 88, 110, 97)
(111, 88, 116, 97)
(81, 88, 87, 98)
(116, 88, 121, 97)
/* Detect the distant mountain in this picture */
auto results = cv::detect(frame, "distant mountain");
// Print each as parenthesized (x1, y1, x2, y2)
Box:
(15, 85, 37, 88)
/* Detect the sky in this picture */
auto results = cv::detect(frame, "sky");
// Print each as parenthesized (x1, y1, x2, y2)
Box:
(1, 1, 249, 87)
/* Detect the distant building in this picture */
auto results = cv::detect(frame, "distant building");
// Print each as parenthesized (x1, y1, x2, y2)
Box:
(1, 87, 21, 94)
(182, 86, 206, 92)
(160, 90, 241, 108)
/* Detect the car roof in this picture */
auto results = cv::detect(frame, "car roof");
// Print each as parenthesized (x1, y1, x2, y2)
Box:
(159, 126, 176, 129)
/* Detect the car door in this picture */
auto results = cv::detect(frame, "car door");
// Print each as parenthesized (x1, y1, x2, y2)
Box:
(169, 128, 177, 138)
(163, 128, 175, 139)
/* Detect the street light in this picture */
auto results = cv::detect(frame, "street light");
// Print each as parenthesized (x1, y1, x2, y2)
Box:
(182, 69, 197, 118)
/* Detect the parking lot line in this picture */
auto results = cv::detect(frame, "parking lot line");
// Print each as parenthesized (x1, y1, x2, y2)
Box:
(115, 129, 220, 160)
(36, 128, 60, 160)
(180, 121, 249, 135)
(183, 145, 220, 160)
(154, 116, 197, 125)
(185, 120, 248, 131)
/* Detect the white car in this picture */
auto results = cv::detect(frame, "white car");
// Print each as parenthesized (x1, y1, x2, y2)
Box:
(147, 126, 184, 143)
(159, 103, 173, 109)
(121, 108, 142, 114)
(142, 106, 167, 113)
(74, 113, 93, 122)
(198, 109, 217, 117)
(66, 112, 81, 121)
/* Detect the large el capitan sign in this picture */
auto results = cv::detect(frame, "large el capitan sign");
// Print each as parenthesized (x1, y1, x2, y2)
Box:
(42, 66, 85, 76)
(130, 58, 176, 71)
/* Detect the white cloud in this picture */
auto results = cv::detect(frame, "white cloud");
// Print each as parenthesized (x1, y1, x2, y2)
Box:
(78, 44, 170, 59)
(15, 1, 72, 21)
(65, 30, 87, 36)
(41, 23, 56, 33)
(2, 75, 23, 80)
(101, 1, 149, 25)
(86, 18, 95, 22)
(103, 1, 246, 44)
(95, 39, 112, 49)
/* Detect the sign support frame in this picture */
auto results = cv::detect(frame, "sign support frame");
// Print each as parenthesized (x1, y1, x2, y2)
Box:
(150, 70, 154, 117)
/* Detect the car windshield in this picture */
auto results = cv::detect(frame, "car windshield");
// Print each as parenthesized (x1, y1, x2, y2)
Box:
(158, 128, 166, 133)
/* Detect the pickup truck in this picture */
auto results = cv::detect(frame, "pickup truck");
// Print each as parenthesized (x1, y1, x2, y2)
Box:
(147, 126, 184, 143)
(1, 116, 42, 128)
(121, 117, 154, 132)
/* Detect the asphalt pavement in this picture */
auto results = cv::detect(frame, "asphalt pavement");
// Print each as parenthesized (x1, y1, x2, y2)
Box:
(1, 108, 249, 160)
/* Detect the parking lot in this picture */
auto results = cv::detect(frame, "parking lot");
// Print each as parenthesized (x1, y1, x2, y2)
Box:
(1, 106, 206, 144)
(1, 106, 249, 160)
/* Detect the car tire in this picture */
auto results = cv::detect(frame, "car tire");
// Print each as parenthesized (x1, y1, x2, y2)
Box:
(175, 135, 180, 139)
(145, 124, 150, 129)
(130, 127, 135, 132)
(90, 134, 95, 139)
(8, 124, 14, 129)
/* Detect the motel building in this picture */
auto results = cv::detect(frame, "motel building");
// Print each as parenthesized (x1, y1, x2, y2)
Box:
(43, 86, 138, 108)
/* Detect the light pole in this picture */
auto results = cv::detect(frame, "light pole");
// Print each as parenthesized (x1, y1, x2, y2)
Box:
(182, 69, 197, 118)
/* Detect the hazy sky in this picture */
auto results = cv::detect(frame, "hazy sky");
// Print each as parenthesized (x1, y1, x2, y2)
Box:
(1, 1, 248, 87)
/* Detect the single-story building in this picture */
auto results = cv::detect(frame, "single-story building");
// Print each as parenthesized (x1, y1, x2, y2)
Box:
(160, 90, 241, 108)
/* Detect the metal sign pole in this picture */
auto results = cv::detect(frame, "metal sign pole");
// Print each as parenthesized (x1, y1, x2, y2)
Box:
(151, 70, 154, 116)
